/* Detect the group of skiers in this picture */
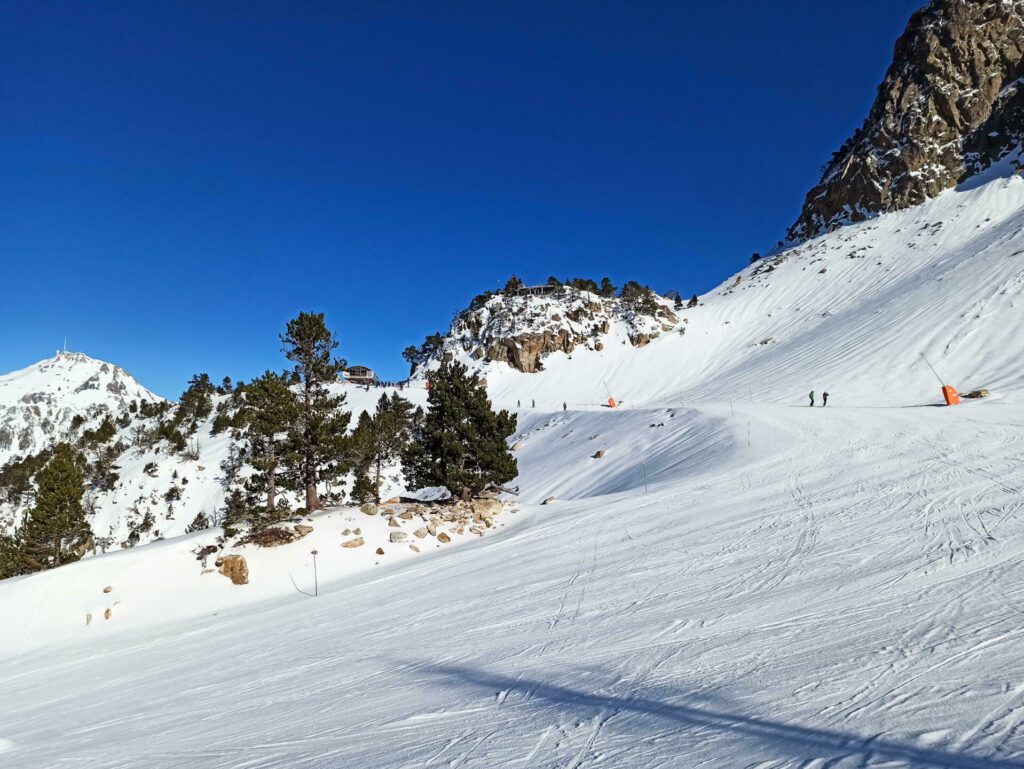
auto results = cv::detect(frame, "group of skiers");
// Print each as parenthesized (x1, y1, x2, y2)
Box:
(808, 390, 829, 407)
(516, 400, 569, 412)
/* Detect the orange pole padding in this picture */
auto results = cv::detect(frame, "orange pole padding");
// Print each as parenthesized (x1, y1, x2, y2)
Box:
(608, 397, 617, 409)
(942, 385, 960, 406)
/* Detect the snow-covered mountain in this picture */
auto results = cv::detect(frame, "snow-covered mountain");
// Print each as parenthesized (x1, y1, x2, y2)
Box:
(9, 3, 1024, 764)
(0, 351, 161, 468)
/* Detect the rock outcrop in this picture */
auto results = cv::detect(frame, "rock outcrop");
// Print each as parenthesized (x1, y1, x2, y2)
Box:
(216, 555, 249, 585)
(790, 0, 1024, 242)
(409, 284, 679, 375)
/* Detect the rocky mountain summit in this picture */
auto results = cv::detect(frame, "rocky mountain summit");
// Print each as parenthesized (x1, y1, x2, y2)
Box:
(790, 0, 1024, 241)
(405, 280, 681, 376)
(0, 352, 162, 467)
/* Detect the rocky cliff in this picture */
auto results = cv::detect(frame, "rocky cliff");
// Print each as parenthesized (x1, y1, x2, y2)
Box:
(789, 0, 1024, 242)
(408, 284, 680, 376)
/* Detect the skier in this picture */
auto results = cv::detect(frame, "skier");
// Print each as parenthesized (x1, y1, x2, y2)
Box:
(808, 390, 815, 407)
(517, 399, 521, 408)
(563, 402, 567, 412)
(532, 399, 535, 408)
(822, 392, 829, 407)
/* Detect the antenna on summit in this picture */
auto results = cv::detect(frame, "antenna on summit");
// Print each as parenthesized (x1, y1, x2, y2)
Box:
(63, 337, 67, 354)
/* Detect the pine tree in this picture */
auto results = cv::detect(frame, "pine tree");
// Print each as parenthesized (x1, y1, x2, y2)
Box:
(242, 370, 300, 517)
(599, 277, 616, 297)
(280, 312, 350, 511)
(349, 394, 418, 503)
(687, 293, 699, 308)
(18, 444, 91, 571)
(403, 361, 517, 497)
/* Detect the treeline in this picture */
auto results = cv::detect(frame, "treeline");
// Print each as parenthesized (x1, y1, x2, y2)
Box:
(0, 312, 518, 579)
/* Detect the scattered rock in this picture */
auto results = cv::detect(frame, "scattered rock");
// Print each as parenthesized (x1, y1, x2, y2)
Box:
(341, 537, 365, 548)
(353, 528, 362, 535)
(512, 441, 524, 451)
(437, 532, 451, 544)
(471, 498, 503, 519)
(963, 389, 991, 399)
(376, 547, 385, 555)
(104, 608, 112, 621)
(427, 523, 437, 536)
(410, 544, 420, 553)
(360, 503, 378, 516)
(398, 510, 414, 520)
(216, 555, 249, 585)
(390, 531, 408, 543)
(102, 585, 112, 593)
(542, 496, 557, 505)
(388, 517, 401, 528)
(592, 450, 605, 459)
(413, 527, 428, 538)
(342, 528, 351, 536)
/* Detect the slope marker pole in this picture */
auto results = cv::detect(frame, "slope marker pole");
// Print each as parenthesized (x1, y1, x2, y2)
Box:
(919, 352, 945, 386)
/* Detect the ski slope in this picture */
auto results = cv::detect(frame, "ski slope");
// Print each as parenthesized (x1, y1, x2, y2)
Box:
(472, 172, 1024, 412)
(4, 174, 1024, 767)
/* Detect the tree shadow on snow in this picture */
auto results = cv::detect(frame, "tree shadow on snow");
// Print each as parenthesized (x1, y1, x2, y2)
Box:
(422, 663, 1024, 768)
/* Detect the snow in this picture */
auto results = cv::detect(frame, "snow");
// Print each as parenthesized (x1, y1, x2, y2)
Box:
(4, 174, 1024, 766)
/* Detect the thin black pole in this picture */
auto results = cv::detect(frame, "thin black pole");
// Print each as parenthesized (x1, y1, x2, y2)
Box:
(919, 353, 945, 386)
(311, 549, 319, 597)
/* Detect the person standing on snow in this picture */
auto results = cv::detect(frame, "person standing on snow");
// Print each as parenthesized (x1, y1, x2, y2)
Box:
(809, 390, 815, 407)
(822, 392, 829, 407)
(532, 399, 535, 408)
(563, 402, 567, 412)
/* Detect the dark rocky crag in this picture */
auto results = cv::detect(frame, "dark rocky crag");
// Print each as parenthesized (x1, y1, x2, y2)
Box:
(790, 0, 1024, 242)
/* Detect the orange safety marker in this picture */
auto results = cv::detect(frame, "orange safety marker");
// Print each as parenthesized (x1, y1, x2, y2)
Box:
(921, 353, 960, 407)
(608, 397, 617, 409)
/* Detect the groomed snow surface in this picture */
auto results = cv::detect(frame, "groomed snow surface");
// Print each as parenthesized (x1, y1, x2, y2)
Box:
(4, 176, 1024, 767)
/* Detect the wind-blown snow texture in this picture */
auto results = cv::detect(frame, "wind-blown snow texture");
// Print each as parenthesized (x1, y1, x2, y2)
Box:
(4, 175, 1024, 767)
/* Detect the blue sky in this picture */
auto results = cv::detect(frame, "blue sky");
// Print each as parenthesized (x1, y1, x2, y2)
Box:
(1, 0, 924, 398)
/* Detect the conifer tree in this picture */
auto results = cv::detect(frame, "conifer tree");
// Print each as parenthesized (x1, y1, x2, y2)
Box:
(350, 393, 418, 503)
(18, 443, 91, 571)
(242, 370, 300, 516)
(280, 312, 350, 511)
(403, 361, 517, 497)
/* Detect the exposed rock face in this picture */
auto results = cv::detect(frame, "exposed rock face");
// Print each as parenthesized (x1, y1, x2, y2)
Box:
(216, 555, 249, 585)
(487, 330, 578, 374)
(790, 0, 1024, 241)
(409, 285, 679, 375)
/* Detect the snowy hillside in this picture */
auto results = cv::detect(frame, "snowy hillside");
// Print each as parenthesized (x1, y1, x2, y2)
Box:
(0, 351, 160, 467)
(0, 356, 429, 550)
(445, 172, 1024, 413)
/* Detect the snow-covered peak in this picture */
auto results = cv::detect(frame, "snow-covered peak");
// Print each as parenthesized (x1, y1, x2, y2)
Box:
(0, 351, 162, 466)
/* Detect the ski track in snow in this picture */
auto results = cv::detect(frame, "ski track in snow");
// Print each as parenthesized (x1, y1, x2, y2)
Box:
(8, 178, 1024, 766)
(4, 400, 1024, 768)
